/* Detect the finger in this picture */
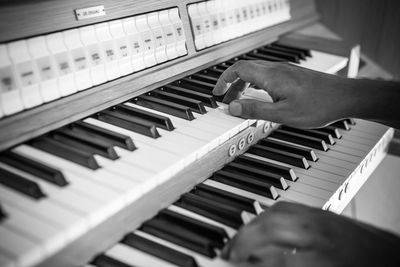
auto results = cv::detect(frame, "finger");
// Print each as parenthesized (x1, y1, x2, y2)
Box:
(228, 99, 285, 122)
(213, 60, 271, 96)
(222, 79, 250, 104)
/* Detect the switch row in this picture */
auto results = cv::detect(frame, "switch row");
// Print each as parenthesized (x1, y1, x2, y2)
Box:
(0, 8, 187, 118)
(188, 0, 291, 50)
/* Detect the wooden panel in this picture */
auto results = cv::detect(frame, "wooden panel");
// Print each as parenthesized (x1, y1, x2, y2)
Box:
(0, 0, 319, 151)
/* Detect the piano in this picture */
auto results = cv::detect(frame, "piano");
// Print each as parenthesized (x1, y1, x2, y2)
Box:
(0, 0, 394, 266)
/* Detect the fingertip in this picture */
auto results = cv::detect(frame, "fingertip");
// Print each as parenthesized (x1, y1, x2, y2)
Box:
(229, 101, 242, 116)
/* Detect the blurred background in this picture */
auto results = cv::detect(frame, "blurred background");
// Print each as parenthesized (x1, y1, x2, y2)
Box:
(316, 0, 400, 79)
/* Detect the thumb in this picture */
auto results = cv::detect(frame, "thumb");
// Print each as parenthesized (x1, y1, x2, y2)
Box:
(229, 99, 282, 122)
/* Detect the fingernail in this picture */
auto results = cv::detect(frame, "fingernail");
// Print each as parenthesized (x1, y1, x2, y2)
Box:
(229, 101, 242, 116)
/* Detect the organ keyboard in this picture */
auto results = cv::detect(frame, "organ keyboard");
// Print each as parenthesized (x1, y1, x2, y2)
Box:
(0, 0, 394, 267)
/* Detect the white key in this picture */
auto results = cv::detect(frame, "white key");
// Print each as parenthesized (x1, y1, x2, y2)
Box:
(0, 226, 43, 267)
(135, 230, 233, 267)
(1, 201, 64, 256)
(106, 243, 176, 267)
(296, 50, 348, 74)
(0, 185, 88, 243)
(13, 145, 143, 203)
(168, 205, 236, 238)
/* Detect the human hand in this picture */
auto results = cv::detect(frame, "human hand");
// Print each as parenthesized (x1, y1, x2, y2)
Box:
(222, 202, 400, 267)
(212, 60, 356, 128)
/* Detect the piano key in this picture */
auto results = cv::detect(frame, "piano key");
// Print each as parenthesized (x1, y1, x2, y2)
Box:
(132, 95, 195, 120)
(248, 144, 310, 169)
(318, 125, 342, 138)
(202, 68, 224, 78)
(202, 179, 275, 209)
(345, 118, 356, 125)
(112, 104, 174, 131)
(151, 89, 207, 114)
(97, 110, 161, 138)
(0, 201, 65, 256)
(177, 78, 214, 93)
(0, 163, 112, 227)
(92, 253, 133, 267)
(259, 138, 318, 161)
(173, 79, 213, 95)
(244, 52, 286, 62)
(193, 183, 262, 214)
(237, 154, 297, 181)
(0, 167, 46, 199)
(189, 73, 218, 85)
(121, 232, 198, 267)
(280, 125, 335, 145)
(158, 209, 228, 247)
(273, 42, 312, 57)
(0, 185, 88, 244)
(72, 121, 136, 151)
(52, 130, 119, 160)
(176, 193, 246, 229)
(255, 47, 300, 63)
(162, 84, 218, 108)
(223, 162, 288, 190)
(0, 151, 68, 187)
(270, 129, 329, 151)
(30, 137, 100, 170)
(331, 120, 351, 130)
(211, 170, 280, 199)
(0, 203, 5, 221)
(135, 230, 233, 267)
(269, 43, 308, 59)
(141, 217, 217, 257)
(0, 226, 43, 267)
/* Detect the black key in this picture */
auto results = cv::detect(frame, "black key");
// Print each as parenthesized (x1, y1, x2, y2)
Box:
(31, 137, 100, 170)
(96, 110, 160, 138)
(273, 42, 312, 57)
(256, 47, 300, 63)
(259, 138, 318, 161)
(122, 232, 198, 267)
(0, 203, 6, 221)
(158, 209, 228, 247)
(211, 170, 279, 200)
(0, 151, 68, 187)
(0, 167, 46, 199)
(270, 129, 328, 151)
(280, 126, 335, 145)
(225, 161, 288, 190)
(131, 95, 195, 121)
(265, 45, 306, 60)
(190, 73, 218, 85)
(53, 129, 119, 160)
(248, 144, 310, 169)
(141, 217, 216, 257)
(113, 104, 174, 131)
(73, 121, 136, 151)
(180, 78, 214, 91)
(237, 155, 297, 181)
(92, 254, 132, 267)
(176, 192, 245, 229)
(245, 52, 286, 62)
(202, 68, 223, 78)
(162, 85, 218, 108)
(151, 89, 207, 114)
(319, 125, 342, 139)
(331, 120, 351, 130)
(194, 183, 259, 214)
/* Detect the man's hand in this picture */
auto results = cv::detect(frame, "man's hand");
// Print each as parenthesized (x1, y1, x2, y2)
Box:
(222, 202, 400, 267)
(212, 60, 356, 128)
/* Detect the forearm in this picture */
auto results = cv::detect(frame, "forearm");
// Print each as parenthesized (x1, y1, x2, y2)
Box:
(345, 79, 400, 129)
